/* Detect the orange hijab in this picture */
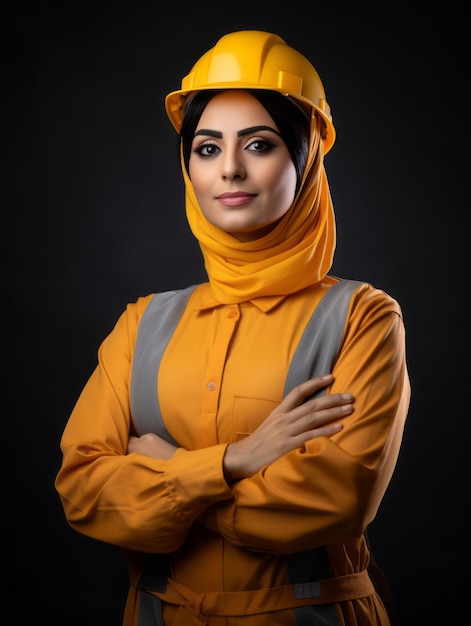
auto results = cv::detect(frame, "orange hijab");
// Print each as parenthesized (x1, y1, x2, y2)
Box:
(182, 114, 336, 304)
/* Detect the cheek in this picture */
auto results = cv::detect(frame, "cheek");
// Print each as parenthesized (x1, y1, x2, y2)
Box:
(268, 163, 297, 209)
(188, 161, 210, 196)
(188, 159, 198, 185)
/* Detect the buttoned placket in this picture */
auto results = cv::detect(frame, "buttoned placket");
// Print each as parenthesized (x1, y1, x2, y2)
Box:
(201, 305, 240, 419)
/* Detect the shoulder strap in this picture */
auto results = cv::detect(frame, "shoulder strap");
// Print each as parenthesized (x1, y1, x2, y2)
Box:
(283, 279, 363, 626)
(284, 279, 362, 398)
(130, 284, 198, 444)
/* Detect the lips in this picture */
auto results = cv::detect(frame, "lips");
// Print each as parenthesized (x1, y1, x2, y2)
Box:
(216, 192, 256, 207)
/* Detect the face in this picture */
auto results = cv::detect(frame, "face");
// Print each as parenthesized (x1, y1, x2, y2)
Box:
(188, 90, 297, 242)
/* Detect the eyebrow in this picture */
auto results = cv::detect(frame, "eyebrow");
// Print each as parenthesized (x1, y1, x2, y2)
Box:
(193, 125, 282, 139)
(238, 125, 282, 138)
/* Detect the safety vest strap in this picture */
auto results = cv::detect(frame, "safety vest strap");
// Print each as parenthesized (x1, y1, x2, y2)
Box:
(288, 545, 342, 625)
(284, 279, 362, 397)
(282, 279, 362, 625)
(130, 283, 198, 443)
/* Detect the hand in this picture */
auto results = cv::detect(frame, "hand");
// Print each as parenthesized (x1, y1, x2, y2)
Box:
(127, 433, 178, 460)
(223, 374, 353, 483)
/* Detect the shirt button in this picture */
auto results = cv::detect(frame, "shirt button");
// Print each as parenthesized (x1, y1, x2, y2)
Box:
(228, 310, 237, 318)
(207, 381, 216, 391)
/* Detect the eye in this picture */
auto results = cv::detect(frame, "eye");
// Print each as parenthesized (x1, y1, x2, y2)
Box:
(245, 138, 276, 154)
(193, 142, 220, 158)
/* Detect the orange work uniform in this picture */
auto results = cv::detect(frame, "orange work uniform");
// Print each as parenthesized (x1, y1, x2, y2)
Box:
(55, 275, 410, 625)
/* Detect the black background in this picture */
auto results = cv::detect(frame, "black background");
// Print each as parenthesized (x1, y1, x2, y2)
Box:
(7, 3, 466, 625)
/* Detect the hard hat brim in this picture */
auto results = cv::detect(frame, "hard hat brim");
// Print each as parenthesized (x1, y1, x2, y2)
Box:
(165, 85, 336, 154)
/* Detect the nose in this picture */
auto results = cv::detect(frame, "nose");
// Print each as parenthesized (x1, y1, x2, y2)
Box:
(221, 150, 246, 181)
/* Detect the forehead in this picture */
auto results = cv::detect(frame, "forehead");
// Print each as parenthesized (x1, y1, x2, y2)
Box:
(196, 90, 277, 130)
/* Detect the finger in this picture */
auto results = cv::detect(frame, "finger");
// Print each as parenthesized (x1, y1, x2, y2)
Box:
(290, 421, 344, 450)
(303, 392, 354, 413)
(289, 402, 353, 436)
(281, 375, 333, 409)
(310, 422, 344, 438)
(287, 392, 353, 424)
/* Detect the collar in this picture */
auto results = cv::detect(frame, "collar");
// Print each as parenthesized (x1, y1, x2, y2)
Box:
(192, 283, 286, 313)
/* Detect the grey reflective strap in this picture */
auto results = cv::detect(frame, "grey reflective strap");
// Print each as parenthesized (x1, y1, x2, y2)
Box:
(136, 554, 169, 626)
(284, 279, 362, 398)
(288, 545, 340, 626)
(137, 592, 164, 626)
(131, 285, 198, 624)
(284, 279, 363, 626)
(130, 284, 198, 443)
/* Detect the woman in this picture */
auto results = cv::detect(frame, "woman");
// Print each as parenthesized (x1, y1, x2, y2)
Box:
(55, 30, 410, 626)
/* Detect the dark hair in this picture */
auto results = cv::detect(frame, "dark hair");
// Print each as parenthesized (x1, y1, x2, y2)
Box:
(180, 89, 311, 192)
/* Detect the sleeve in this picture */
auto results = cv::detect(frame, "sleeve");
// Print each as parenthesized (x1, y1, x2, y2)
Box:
(200, 284, 411, 554)
(54, 295, 233, 554)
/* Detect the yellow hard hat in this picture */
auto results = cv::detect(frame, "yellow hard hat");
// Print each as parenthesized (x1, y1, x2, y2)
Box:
(165, 30, 335, 153)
